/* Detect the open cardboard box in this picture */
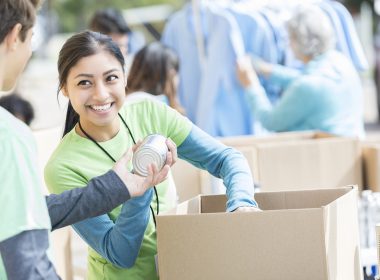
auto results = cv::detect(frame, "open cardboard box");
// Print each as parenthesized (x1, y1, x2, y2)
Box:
(172, 131, 362, 202)
(157, 186, 362, 280)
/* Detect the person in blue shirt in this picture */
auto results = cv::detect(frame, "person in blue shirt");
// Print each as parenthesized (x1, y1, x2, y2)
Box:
(236, 4, 365, 138)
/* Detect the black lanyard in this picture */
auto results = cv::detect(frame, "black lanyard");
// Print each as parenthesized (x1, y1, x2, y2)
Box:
(78, 113, 159, 227)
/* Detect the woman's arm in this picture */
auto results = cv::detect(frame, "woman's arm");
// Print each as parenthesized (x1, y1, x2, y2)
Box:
(71, 189, 153, 268)
(177, 126, 258, 212)
(237, 59, 315, 131)
(46, 147, 172, 231)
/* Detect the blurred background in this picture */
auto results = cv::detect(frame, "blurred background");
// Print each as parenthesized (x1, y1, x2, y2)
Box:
(5, 1, 380, 279)
(6, 0, 380, 134)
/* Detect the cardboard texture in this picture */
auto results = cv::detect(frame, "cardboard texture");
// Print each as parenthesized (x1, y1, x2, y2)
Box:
(157, 187, 362, 280)
(220, 131, 362, 192)
(171, 131, 362, 200)
(361, 142, 380, 192)
(171, 158, 202, 203)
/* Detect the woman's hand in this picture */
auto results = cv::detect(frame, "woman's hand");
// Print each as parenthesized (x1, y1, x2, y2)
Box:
(236, 57, 261, 89)
(233, 206, 262, 213)
(165, 138, 178, 167)
(112, 138, 178, 197)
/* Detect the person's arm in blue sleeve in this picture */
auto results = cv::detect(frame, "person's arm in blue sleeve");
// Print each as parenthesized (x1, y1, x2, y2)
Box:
(71, 189, 153, 268)
(251, 55, 301, 88)
(267, 64, 302, 88)
(237, 59, 315, 132)
(178, 125, 258, 212)
(245, 81, 317, 132)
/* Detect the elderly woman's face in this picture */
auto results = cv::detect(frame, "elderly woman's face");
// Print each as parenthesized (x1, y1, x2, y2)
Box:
(288, 33, 310, 63)
(289, 34, 301, 60)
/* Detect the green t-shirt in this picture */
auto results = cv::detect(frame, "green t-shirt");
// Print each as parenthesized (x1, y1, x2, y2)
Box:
(0, 108, 51, 279)
(44, 100, 192, 280)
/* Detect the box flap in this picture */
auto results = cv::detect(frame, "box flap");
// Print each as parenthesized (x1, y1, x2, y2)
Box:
(220, 130, 325, 147)
(197, 187, 355, 213)
(323, 187, 362, 279)
(256, 187, 354, 210)
(159, 195, 201, 216)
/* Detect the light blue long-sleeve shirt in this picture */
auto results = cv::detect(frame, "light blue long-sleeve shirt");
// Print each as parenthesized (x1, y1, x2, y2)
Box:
(72, 124, 258, 268)
(245, 50, 365, 138)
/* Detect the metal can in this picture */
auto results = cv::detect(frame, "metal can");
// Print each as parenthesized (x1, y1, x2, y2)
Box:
(132, 134, 168, 177)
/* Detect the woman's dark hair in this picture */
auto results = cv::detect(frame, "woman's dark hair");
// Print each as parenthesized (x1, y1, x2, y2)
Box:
(57, 30, 125, 137)
(127, 42, 185, 114)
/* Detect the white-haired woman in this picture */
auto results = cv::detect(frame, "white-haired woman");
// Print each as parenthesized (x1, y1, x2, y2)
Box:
(236, 4, 365, 138)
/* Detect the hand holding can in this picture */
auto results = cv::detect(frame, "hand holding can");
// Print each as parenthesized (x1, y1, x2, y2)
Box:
(132, 134, 169, 177)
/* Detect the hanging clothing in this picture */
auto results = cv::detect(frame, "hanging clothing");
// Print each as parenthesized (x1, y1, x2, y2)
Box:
(195, 3, 253, 136)
(163, 3, 254, 136)
(162, 3, 204, 122)
(227, 4, 282, 104)
(319, 1, 368, 71)
(329, 0, 368, 71)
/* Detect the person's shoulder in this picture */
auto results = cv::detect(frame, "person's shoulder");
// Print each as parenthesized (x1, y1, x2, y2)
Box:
(125, 91, 158, 103)
(44, 131, 87, 193)
(321, 50, 354, 70)
(289, 74, 326, 97)
(0, 107, 34, 147)
(122, 97, 166, 114)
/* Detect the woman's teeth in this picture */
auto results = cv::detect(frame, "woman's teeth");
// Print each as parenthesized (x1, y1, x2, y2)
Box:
(90, 103, 111, 111)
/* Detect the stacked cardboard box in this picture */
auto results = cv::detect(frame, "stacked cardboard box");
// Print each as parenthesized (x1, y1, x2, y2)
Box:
(361, 141, 380, 192)
(220, 131, 362, 192)
(172, 131, 362, 202)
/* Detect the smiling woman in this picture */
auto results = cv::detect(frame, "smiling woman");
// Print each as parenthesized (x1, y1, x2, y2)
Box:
(45, 30, 259, 280)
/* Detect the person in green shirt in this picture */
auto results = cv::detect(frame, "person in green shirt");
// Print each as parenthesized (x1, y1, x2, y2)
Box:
(0, 1, 173, 279)
(45, 30, 260, 279)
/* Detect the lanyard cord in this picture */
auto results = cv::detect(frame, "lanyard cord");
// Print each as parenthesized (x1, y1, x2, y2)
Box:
(78, 113, 159, 227)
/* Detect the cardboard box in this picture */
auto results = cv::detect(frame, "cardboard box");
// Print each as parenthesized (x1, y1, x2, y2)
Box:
(220, 131, 362, 192)
(171, 158, 203, 203)
(157, 186, 362, 280)
(361, 142, 380, 192)
(172, 131, 362, 201)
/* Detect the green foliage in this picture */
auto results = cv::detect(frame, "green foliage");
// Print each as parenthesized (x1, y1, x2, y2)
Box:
(51, 0, 184, 32)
